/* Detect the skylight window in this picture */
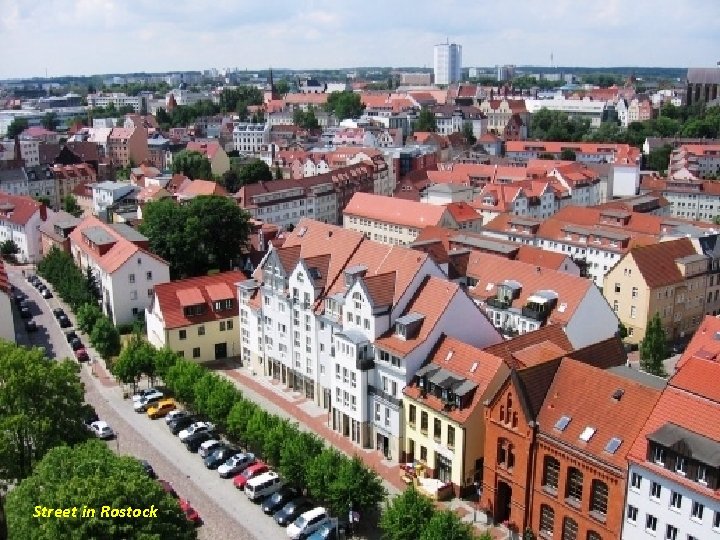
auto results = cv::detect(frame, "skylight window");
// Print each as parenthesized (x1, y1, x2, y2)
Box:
(579, 426, 596, 442)
(604, 437, 622, 454)
(469, 362, 478, 373)
(554, 415, 571, 431)
(557, 303, 567, 313)
(485, 282, 495, 292)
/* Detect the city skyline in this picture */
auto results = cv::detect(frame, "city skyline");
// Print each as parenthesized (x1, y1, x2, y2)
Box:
(1, 0, 719, 79)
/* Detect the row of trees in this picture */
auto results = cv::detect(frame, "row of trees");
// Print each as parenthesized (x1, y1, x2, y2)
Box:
(171, 149, 212, 180)
(155, 99, 220, 130)
(218, 159, 274, 192)
(325, 91, 364, 120)
(293, 108, 320, 130)
(111, 345, 387, 518)
(37, 247, 120, 358)
(139, 195, 251, 278)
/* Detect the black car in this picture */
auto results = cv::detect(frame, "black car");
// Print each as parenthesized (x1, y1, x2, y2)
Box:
(273, 497, 314, 527)
(53, 308, 66, 319)
(204, 446, 237, 470)
(184, 431, 216, 453)
(13, 293, 24, 304)
(42, 289, 53, 299)
(20, 307, 31, 319)
(35, 282, 45, 291)
(24, 320, 38, 332)
(169, 415, 196, 435)
(58, 315, 71, 328)
(139, 460, 156, 479)
(70, 338, 84, 351)
(82, 404, 99, 427)
(26, 274, 36, 283)
(262, 486, 299, 515)
(65, 330, 78, 343)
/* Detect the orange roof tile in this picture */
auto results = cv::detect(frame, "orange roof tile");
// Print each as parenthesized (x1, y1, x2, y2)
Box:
(344, 192, 449, 229)
(205, 282, 234, 302)
(676, 315, 720, 370)
(0, 191, 44, 226)
(445, 201, 481, 223)
(630, 238, 699, 288)
(484, 325, 573, 369)
(515, 245, 571, 271)
(176, 287, 204, 307)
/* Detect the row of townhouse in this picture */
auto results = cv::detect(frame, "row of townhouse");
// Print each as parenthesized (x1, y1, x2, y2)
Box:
(234, 163, 379, 230)
(481, 205, 717, 286)
(640, 172, 720, 223)
(669, 144, 720, 179)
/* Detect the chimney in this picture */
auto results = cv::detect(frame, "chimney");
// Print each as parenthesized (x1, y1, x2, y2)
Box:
(536, 266, 541, 274)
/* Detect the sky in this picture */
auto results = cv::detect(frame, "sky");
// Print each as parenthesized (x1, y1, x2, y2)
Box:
(1, 0, 719, 79)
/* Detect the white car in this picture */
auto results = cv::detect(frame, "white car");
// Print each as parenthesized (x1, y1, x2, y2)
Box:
(217, 452, 255, 478)
(165, 409, 189, 425)
(198, 439, 223, 459)
(287, 507, 328, 539)
(133, 394, 163, 413)
(132, 388, 162, 403)
(178, 421, 215, 442)
(89, 421, 114, 440)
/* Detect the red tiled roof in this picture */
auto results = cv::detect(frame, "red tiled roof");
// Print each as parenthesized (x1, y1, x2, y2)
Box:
(515, 245, 571, 271)
(670, 355, 720, 402)
(630, 238, 699, 288)
(153, 271, 246, 329)
(540, 358, 661, 469)
(0, 191, 44, 226)
(205, 282, 234, 302)
(676, 315, 720, 370)
(344, 192, 449, 229)
(484, 325, 573, 369)
(404, 334, 505, 424)
(178, 179, 228, 196)
(186, 141, 223, 160)
(444, 202, 480, 223)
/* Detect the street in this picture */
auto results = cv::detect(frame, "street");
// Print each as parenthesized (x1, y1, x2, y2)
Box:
(8, 267, 290, 540)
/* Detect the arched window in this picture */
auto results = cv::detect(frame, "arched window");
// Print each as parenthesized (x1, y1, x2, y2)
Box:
(512, 411, 518, 428)
(539, 504, 554, 536)
(499, 405, 505, 423)
(497, 438, 507, 466)
(507, 443, 515, 469)
(566, 467, 584, 504)
(587, 531, 602, 540)
(542, 456, 560, 492)
(562, 517, 578, 540)
(505, 394, 513, 424)
(590, 479, 608, 516)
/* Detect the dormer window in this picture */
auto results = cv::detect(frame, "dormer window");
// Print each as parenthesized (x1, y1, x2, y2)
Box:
(653, 446, 665, 465)
(213, 299, 233, 311)
(183, 304, 204, 317)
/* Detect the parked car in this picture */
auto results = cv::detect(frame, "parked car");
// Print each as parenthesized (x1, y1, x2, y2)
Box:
(138, 459, 156, 479)
(70, 338, 84, 351)
(54, 308, 66, 319)
(178, 421, 214, 442)
(307, 518, 348, 540)
(262, 486, 299, 515)
(287, 507, 328, 540)
(218, 453, 256, 478)
(179, 498, 202, 526)
(24, 320, 37, 332)
(169, 415, 196, 435)
(184, 431, 216, 453)
(41, 289, 53, 299)
(89, 420, 114, 440)
(165, 409, 190, 425)
(198, 439, 224, 459)
(13, 293, 24, 304)
(74, 348, 89, 362)
(157, 479, 177, 498)
(246, 471, 284, 502)
(20, 307, 31, 319)
(65, 330, 78, 343)
(204, 447, 239, 470)
(274, 498, 314, 527)
(132, 388, 163, 402)
(134, 394, 163, 413)
(146, 399, 177, 419)
(232, 461, 268, 488)
(82, 406, 99, 427)
(58, 315, 71, 328)
(26, 274, 37, 283)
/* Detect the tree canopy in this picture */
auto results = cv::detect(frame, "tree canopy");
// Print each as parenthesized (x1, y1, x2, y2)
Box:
(5, 440, 197, 540)
(379, 486, 436, 540)
(139, 196, 251, 278)
(0, 341, 89, 488)
(419, 509, 476, 540)
(293, 108, 320, 130)
(62, 194, 83, 217)
(237, 159, 272, 186)
(219, 86, 264, 119)
(530, 108, 591, 142)
(41, 111, 59, 131)
(646, 144, 672, 173)
(415, 107, 437, 132)
(154, 99, 219, 130)
(172, 149, 212, 180)
(462, 122, 476, 145)
(6, 117, 28, 139)
(37, 247, 95, 311)
(325, 91, 364, 120)
(640, 312, 668, 377)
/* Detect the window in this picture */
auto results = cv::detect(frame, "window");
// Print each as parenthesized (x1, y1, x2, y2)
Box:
(433, 418, 442, 441)
(408, 405, 416, 427)
(645, 514, 657, 532)
(374, 403, 380, 421)
(420, 411, 428, 433)
(385, 408, 390, 427)
(539, 504, 554, 537)
(631, 472, 642, 490)
(675, 456, 686, 475)
(562, 517, 578, 540)
(146, 271, 152, 280)
(665, 525, 677, 540)
(129, 273, 135, 283)
(587, 532, 601, 540)
(198, 325, 205, 336)
(148, 288, 153, 297)
(653, 446, 665, 464)
(630, 305, 637, 319)
(590, 480, 608, 516)
(566, 467, 584, 504)
(691, 501, 704, 521)
(542, 456, 560, 493)
(614, 283, 621, 293)
(626, 505, 638, 523)
(447, 426, 455, 448)
(226, 320, 233, 330)
(178, 329, 186, 340)
(192, 347, 200, 358)
(714, 511, 720, 530)
(650, 481, 661, 499)
(670, 491, 682, 510)
(420, 446, 427, 462)
(130, 290, 137, 300)
(631, 286, 638, 298)
(220, 321, 226, 331)
(698, 465, 708, 484)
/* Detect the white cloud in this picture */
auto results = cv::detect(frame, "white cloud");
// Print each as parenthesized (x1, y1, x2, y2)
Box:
(0, 0, 718, 78)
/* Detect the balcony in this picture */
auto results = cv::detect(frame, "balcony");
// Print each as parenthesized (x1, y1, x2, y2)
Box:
(368, 384, 401, 407)
(356, 353, 375, 371)
(522, 305, 550, 322)
(486, 297, 512, 310)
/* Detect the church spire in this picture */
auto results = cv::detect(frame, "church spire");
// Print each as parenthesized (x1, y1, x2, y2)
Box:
(268, 67, 277, 100)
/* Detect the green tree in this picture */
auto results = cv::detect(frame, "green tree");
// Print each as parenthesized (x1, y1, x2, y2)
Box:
(226, 399, 259, 447)
(462, 121, 476, 145)
(218, 169, 242, 193)
(76, 303, 103, 334)
(293, 108, 320, 130)
(279, 431, 323, 489)
(172, 149, 212, 180)
(275, 79, 290, 96)
(41, 111, 58, 131)
(111, 335, 146, 391)
(326, 455, 387, 517)
(379, 486, 436, 540)
(263, 419, 297, 467)
(0, 341, 89, 488)
(326, 91, 364, 120)
(193, 373, 239, 430)
(560, 148, 577, 161)
(419, 509, 475, 540)
(640, 312, 668, 377)
(237, 159, 273, 185)
(618, 321, 629, 340)
(37, 247, 94, 310)
(6, 117, 29, 138)
(244, 408, 272, 455)
(137, 199, 188, 278)
(415, 107, 437, 132)
(154, 347, 180, 379)
(646, 144, 672, 173)
(5, 440, 196, 540)
(85, 266, 101, 304)
(274, 165, 283, 180)
(306, 447, 344, 500)
(90, 316, 121, 359)
(164, 359, 206, 406)
(0, 240, 19, 260)
(530, 108, 591, 141)
(62, 194, 83, 217)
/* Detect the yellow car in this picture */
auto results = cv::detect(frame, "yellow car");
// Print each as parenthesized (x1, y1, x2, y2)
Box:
(147, 399, 177, 420)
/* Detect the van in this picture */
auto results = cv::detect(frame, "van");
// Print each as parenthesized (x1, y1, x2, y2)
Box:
(286, 506, 328, 540)
(245, 471, 283, 502)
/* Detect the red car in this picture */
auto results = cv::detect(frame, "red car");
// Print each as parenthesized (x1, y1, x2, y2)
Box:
(74, 348, 89, 362)
(232, 461, 269, 490)
(179, 498, 202, 526)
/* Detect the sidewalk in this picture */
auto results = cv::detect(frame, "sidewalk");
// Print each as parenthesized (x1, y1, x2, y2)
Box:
(213, 362, 510, 539)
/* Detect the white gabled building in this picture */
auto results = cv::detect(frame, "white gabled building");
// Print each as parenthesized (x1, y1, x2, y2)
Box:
(233, 123, 270, 155)
(69, 216, 170, 325)
(237, 219, 501, 460)
(0, 191, 49, 263)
